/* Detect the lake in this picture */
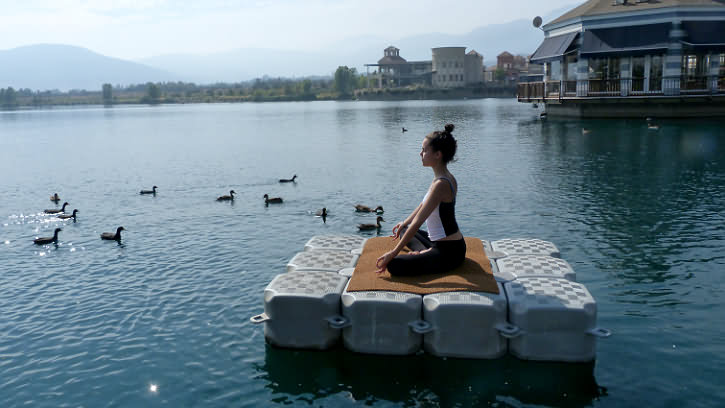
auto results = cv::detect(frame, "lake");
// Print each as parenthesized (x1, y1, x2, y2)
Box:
(1, 99, 723, 407)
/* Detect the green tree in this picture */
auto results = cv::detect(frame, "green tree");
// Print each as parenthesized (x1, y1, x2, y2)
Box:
(147, 82, 161, 102)
(334, 66, 358, 96)
(494, 67, 506, 82)
(102, 83, 113, 104)
(1, 87, 17, 106)
(302, 79, 312, 94)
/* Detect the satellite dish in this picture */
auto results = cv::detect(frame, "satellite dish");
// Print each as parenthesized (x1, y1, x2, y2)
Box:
(533, 16, 543, 28)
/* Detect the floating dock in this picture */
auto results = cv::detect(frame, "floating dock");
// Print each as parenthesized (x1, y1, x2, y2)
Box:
(251, 235, 610, 361)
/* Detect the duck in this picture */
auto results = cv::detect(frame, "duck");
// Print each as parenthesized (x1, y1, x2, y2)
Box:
(101, 226, 125, 241)
(140, 186, 158, 195)
(646, 117, 660, 130)
(44, 202, 69, 214)
(34, 228, 62, 245)
(217, 190, 236, 201)
(57, 209, 79, 220)
(358, 216, 385, 231)
(279, 175, 297, 183)
(402, 127, 408, 132)
(264, 194, 283, 204)
(50, 193, 61, 202)
(354, 204, 384, 214)
(315, 208, 327, 217)
(540, 112, 548, 120)
(582, 128, 591, 135)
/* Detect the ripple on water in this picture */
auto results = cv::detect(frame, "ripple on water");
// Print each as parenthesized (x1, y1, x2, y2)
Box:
(0, 102, 724, 407)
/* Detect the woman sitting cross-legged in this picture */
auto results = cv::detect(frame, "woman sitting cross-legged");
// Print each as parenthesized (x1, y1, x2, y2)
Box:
(375, 123, 466, 276)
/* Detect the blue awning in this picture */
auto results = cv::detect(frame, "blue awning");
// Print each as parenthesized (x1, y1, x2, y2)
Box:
(681, 21, 725, 51)
(530, 32, 578, 63)
(580, 23, 671, 57)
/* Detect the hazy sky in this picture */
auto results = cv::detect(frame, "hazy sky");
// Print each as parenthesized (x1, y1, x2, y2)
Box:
(0, 0, 580, 60)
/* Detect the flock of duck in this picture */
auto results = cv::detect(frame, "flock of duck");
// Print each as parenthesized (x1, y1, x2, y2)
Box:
(34, 175, 386, 245)
(33, 194, 129, 245)
(215, 175, 386, 230)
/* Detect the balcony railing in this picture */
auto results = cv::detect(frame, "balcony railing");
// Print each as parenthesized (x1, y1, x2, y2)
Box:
(518, 75, 725, 102)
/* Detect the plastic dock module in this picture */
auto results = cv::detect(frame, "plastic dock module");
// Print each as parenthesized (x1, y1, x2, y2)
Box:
(496, 255, 577, 281)
(503, 277, 610, 362)
(490, 238, 561, 258)
(250, 271, 350, 350)
(422, 282, 510, 359)
(304, 235, 368, 253)
(286, 250, 359, 273)
(341, 284, 426, 355)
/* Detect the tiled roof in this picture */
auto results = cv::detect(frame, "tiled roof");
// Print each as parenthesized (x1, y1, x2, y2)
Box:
(377, 55, 407, 65)
(548, 0, 725, 26)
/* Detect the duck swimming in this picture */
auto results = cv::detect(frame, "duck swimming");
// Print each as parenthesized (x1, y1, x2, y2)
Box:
(217, 190, 236, 201)
(279, 175, 297, 183)
(358, 216, 384, 231)
(34, 228, 61, 245)
(354, 204, 384, 214)
(44, 202, 69, 214)
(264, 194, 283, 204)
(57, 209, 79, 220)
(140, 186, 158, 195)
(101, 226, 125, 241)
(50, 193, 61, 202)
(315, 208, 327, 217)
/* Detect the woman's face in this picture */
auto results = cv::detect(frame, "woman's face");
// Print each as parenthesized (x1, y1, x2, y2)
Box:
(420, 138, 440, 167)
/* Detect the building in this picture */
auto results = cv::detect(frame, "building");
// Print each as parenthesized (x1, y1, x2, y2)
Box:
(518, 0, 725, 117)
(365, 46, 433, 88)
(465, 50, 485, 84)
(365, 46, 484, 89)
(432, 47, 467, 88)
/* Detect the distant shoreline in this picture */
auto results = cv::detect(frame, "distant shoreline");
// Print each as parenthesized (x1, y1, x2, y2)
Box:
(1, 85, 517, 109)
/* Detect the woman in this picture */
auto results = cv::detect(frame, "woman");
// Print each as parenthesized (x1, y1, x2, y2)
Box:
(376, 124, 466, 276)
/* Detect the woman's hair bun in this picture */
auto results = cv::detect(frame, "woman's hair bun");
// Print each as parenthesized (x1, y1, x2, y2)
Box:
(444, 124, 455, 133)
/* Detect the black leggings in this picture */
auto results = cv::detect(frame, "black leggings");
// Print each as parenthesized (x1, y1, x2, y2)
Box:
(387, 228, 466, 276)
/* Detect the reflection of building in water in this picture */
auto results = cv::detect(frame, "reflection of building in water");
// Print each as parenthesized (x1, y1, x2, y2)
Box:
(518, 0, 725, 117)
(365, 45, 484, 89)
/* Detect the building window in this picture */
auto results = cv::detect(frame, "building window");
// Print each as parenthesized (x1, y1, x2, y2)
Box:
(650, 55, 663, 92)
(682, 54, 708, 90)
(588, 57, 620, 80)
(682, 54, 708, 77)
(632, 56, 645, 92)
(565, 54, 578, 81)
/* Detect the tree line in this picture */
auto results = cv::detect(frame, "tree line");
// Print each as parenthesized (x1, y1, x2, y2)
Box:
(2, 64, 511, 108)
(0, 66, 367, 108)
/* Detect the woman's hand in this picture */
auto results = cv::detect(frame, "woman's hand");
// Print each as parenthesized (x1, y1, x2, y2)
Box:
(375, 251, 396, 274)
(392, 223, 405, 240)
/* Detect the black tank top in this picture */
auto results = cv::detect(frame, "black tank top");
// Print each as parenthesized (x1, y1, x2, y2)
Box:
(438, 177, 459, 236)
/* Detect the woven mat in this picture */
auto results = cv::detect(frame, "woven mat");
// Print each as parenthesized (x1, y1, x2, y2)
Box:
(346, 236, 499, 295)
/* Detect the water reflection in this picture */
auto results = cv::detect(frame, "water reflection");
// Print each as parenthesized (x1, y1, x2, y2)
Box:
(531, 118, 725, 305)
(257, 345, 604, 406)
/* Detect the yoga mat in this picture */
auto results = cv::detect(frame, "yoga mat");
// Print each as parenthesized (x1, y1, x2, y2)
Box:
(346, 236, 499, 295)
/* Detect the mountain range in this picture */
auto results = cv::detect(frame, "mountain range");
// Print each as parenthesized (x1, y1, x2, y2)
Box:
(0, 7, 571, 91)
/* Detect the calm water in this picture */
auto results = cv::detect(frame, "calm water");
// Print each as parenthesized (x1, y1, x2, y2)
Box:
(1, 100, 723, 407)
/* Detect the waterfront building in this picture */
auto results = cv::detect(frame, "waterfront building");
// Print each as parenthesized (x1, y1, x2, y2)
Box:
(518, 0, 725, 117)
(365, 46, 433, 88)
(465, 50, 485, 85)
(365, 46, 484, 89)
